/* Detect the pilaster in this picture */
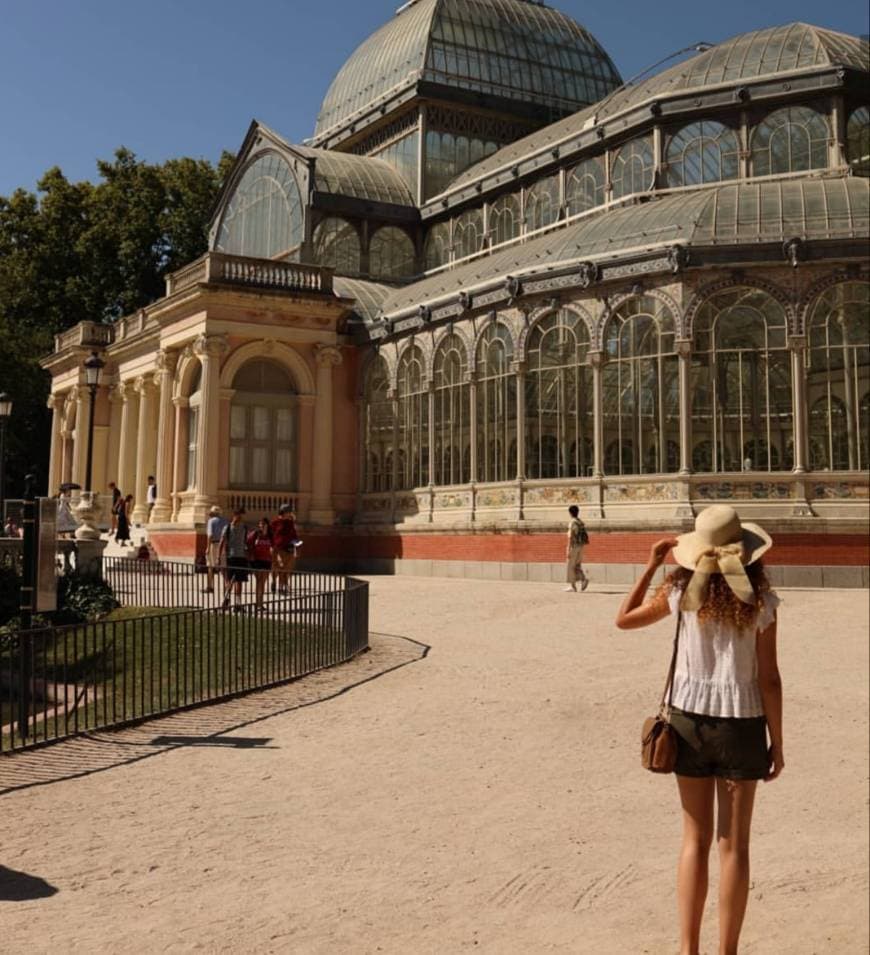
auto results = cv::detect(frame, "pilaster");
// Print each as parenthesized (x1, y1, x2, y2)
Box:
(151, 349, 179, 523)
(310, 344, 343, 524)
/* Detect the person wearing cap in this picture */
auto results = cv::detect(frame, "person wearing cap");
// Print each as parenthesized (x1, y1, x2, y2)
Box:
(614, 504, 784, 955)
(270, 505, 301, 595)
(203, 505, 229, 593)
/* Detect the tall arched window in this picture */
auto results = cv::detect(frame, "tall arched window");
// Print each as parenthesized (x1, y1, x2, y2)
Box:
(565, 157, 605, 215)
(453, 209, 484, 260)
(602, 296, 679, 475)
(433, 333, 471, 485)
(369, 226, 416, 279)
(846, 106, 870, 177)
(525, 310, 593, 479)
(476, 323, 516, 483)
(692, 288, 793, 473)
(664, 121, 740, 187)
(750, 106, 829, 177)
(489, 193, 521, 246)
(215, 152, 303, 259)
(396, 345, 428, 489)
(424, 221, 451, 271)
(229, 360, 297, 489)
(313, 216, 361, 274)
(524, 175, 561, 232)
(362, 356, 395, 492)
(610, 138, 654, 200)
(807, 281, 870, 471)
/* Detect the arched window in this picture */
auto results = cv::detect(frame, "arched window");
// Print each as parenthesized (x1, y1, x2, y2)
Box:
(396, 345, 428, 489)
(313, 217, 361, 274)
(847, 106, 870, 177)
(362, 356, 395, 492)
(489, 193, 521, 246)
(807, 281, 870, 471)
(565, 157, 605, 215)
(750, 106, 829, 177)
(229, 359, 297, 489)
(433, 334, 471, 485)
(664, 121, 740, 188)
(525, 310, 593, 479)
(610, 138, 654, 200)
(692, 288, 793, 473)
(602, 296, 679, 475)
(476, 323, 516, 483)
(453, 209, 484, 260)
(424, 221, 451, 271)
(524, 175, 561, 232)
(369, 226, 416, 279)
(215, 152, 303, 259)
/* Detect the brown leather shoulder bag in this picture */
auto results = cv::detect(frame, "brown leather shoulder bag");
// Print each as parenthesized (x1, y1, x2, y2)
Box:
(641, 611, 681, 774)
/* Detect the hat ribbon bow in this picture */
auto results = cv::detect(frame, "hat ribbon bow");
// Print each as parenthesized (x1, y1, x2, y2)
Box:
(679, 542, 754, 612)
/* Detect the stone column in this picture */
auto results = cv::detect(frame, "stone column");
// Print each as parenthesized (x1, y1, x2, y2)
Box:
(116, 382, 139, 503)
(60, 430, 72, 486)
(170, 396, 189, 520)
(677, 341, 692, 475)
(310, 344, 343, 524)
(427, 384, 436, 487)
(105, 385, 123, 489)
(469, 378, 478, 483)
(590, 352, 604, 478)
(515, 363, 526, 480)
(151, 349, 179, 523)
(132, 375, 159, 525)
(789, 336, 808, 474)
(46, 394, 63, 495)
(71, 387, 89, 487)
(192, 335, 228, 514)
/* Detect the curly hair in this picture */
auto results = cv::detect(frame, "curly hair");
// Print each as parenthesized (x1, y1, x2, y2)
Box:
(656, 561, 771, 630)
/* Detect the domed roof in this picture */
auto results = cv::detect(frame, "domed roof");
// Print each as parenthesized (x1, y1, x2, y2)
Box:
(444, 22, 869, 194)
(313, 0, 621, 144)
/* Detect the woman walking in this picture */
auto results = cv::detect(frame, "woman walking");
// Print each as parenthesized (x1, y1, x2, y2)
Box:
(248, 517, 273, 611)
(615, 505, 784, 955)
(116, 494, 133, 545)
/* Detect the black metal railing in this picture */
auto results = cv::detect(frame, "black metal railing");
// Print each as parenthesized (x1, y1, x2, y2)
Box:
(1, 575, 369, 754)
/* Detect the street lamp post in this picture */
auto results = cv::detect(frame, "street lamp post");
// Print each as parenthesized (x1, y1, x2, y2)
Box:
(0, 391, 12, 523)
(83, 352, 105, 493)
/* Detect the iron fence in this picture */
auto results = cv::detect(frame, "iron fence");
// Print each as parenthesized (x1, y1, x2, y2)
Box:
(1, 575, 369, 754)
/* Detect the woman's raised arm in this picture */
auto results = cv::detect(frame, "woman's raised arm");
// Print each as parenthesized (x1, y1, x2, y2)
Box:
(614, 539, 677, 630)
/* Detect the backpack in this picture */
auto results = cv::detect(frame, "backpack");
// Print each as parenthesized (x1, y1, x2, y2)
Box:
(571, 518, 589, 547)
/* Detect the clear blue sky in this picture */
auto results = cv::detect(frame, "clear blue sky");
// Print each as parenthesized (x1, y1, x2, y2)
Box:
(1, 0, 867, 196)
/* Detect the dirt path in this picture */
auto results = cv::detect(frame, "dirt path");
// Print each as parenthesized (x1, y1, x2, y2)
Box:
(1, 579, 867, 954)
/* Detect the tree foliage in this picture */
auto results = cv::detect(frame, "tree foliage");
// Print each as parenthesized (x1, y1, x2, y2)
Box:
(0, 148, 234, 497)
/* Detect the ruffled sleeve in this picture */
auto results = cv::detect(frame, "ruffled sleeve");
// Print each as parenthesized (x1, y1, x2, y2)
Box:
(756, 589, 781, 631)
(667, 585, 682, 616)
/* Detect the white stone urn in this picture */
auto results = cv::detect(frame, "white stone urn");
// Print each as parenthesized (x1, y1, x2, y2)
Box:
(73, 491, 101, 541)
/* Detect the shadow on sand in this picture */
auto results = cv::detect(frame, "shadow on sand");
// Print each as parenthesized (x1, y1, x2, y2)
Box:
(0, 866, 59, 901)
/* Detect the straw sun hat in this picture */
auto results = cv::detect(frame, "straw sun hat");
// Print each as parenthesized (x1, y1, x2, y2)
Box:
(672, 504, 772, 611)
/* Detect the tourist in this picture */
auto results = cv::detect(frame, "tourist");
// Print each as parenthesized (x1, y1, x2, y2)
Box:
(614, 504, 784, 955)
(108, 481, 122, 536)
(116, 494, 133, 545)
(270, 504, 301, 595)
(248, 517, 274, 611)
(563, 504, 589, 592)
(203, 505, 228, 594)
(146, 476, 157, 520)
(219, 508, 250, 611)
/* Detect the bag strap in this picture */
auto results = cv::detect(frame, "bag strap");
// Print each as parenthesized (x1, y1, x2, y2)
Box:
(659, 609, 682, 713)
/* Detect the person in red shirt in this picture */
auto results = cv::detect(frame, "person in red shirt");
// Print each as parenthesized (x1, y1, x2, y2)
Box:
(270, 504, 300, 595)
(247, 517, 273, 610)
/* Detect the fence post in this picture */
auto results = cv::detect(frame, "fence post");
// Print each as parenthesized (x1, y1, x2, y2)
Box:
(17, 473, 37, 740)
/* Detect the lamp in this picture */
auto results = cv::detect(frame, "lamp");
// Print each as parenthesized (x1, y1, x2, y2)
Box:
(0, 392, 11, 522)
(82, 353, 105, 492)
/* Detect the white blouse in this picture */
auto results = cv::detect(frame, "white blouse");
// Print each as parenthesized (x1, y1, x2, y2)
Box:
(666, 587, 780, 719)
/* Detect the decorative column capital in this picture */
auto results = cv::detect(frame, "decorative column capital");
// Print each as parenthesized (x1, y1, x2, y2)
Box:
(155, 348, 179, 375)
(172, 395, 190, 409)
(315, 344, 343, 368)
(787, 335, 807, 353)
(135, 374, 158, 397)
(47, 393, 62, 411)
(107, 383, 124, 403)
(194, 334, 228, 361)
(118, 379, 137, 401)
(588, 350, 606, 370)
(675, 339, 692, 359)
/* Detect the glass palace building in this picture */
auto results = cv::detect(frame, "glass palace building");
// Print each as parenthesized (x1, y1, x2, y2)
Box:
(43, 1, 870, 584)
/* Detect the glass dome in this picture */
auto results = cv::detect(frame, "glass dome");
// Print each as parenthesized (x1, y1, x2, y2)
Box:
(313, 0, 621, 143)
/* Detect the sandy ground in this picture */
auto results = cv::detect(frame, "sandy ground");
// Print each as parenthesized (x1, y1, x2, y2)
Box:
(1, 578, 867, 954)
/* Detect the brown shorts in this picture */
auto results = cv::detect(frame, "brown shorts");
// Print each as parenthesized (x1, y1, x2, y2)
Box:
(670, 707, 770, 780)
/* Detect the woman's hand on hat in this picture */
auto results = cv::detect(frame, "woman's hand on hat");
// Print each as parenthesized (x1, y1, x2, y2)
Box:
(647, 538, 678, 570)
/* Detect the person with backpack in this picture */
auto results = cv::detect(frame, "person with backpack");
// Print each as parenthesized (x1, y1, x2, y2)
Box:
(564, 504, 589, 592)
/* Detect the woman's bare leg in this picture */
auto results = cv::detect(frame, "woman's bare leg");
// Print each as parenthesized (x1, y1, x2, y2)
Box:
(716, 779, 757, 955)
(676, 775, 715, 955)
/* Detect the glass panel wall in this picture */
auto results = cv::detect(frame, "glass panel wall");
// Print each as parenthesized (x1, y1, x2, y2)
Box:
(425, 128, 499, 199)
(664, 121, 740, 187)
(396, 345, 428, 489)
(369, 226, 416, 279)
(215, 151, 303, 259)
(312, 216, 361, 274)
(476, 323, 516, 483)
(692, 288, 792, 472)
(525, 310, 593, 479)
(524, 175, 561, 232)
(750, 106, 829, 176)
(610, 138, 654, 200)
(453, 208, 485, 259)
(363, 356, 395, 492)
(565, 157, 605, 215)
(424, 221, 452, 271)
(489, 193, 521, 246)
(807, 281, 870, 470)
(433, 333, 471, 485)
(846, 106, 870, 177)
(373, 130, 420, 196)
